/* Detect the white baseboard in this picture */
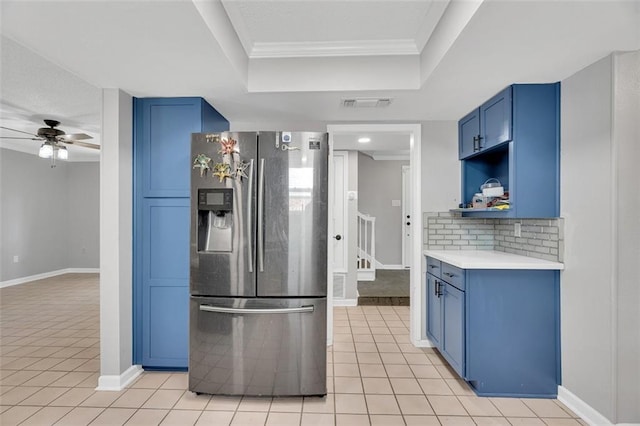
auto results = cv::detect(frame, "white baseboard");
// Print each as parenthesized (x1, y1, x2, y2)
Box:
(374, 260, 407, 270)
(96, 365, 143, 391)
(412, 338, 435, 348)
(0, 268, 100, 288)
(557, 386, 614, 426)
(332, 298, 358, 307)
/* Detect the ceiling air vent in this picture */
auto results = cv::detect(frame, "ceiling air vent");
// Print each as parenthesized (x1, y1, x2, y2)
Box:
(341, 98, 392, 108)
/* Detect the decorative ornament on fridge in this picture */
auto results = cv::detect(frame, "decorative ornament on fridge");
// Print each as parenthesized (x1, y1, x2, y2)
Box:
(212, 162, 232, 182)
(193, 154, 212, 177)
(218, 138, 238, 155)
(232, 160, 250, 181)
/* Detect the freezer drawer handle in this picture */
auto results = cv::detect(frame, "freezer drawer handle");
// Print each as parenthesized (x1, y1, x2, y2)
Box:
(199, 305, 315, 314)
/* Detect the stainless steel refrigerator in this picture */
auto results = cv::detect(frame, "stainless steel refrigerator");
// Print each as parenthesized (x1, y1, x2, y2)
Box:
(189, 131, 328, 396)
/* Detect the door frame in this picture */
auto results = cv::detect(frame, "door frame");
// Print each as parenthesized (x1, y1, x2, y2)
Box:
(332, 151, 349, 274)
(401, 165, 411, 269)
(327, 123, 425, 347)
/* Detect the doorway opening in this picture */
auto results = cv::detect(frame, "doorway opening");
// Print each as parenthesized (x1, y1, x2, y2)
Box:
(327, 124, 422, 346)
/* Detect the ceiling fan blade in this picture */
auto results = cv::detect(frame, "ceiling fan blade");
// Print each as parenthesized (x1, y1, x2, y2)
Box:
(0, 126, 39, 137)
(61, 133, 93, 141)
(64, 140, 100, 150)
(0, 136, 41, 140)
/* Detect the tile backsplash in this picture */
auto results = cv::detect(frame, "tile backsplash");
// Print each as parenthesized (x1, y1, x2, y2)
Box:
(423, 212, 564, 262)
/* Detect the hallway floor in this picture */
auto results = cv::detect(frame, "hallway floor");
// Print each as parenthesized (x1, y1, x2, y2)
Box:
(1, 274, 585, 425)
(358, 270, 410, 306)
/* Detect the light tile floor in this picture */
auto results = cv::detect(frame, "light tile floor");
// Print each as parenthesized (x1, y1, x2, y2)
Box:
(1, 274, 585, 425)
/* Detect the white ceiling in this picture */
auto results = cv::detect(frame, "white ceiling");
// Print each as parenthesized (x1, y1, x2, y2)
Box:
(0, 0, 638, 161)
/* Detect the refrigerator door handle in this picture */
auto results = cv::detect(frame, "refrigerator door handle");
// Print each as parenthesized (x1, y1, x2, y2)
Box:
(257, 158, 265, 272)
(247, 159, 254, 273)
(199, 305, 315, 314)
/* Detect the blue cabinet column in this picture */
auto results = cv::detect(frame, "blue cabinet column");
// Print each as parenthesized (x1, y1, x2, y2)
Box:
(133, 97, 228, 368)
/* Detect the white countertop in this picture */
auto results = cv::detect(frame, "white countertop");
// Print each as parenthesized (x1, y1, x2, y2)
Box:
(423, 250, 564, 270)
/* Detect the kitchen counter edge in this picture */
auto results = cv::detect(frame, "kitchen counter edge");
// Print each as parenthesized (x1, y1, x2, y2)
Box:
(423, 250, 564, 270)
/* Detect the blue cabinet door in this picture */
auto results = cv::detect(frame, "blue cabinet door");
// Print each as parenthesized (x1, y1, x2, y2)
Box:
(141, 198, 190, 368)
(426, 274, 441, 346)
(458, 109, 480, 160)
(441, 283, 465, 377)
(141, 99, 201, 198)
(480, 86, 512, 151)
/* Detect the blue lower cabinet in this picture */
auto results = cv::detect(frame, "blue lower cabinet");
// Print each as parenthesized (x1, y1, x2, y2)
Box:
(425, 257, 560, 397)
(465, 269, 560, 397)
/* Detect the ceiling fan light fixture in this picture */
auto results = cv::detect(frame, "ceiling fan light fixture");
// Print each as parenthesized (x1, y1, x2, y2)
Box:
(56, 145, 68, 160)
(38, 143, 53, 158)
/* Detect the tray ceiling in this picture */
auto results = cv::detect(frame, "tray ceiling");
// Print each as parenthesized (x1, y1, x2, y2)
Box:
(222, 0, 449, 57)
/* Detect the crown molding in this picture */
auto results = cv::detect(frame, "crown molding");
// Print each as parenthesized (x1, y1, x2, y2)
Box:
(250, 39, 419, 59)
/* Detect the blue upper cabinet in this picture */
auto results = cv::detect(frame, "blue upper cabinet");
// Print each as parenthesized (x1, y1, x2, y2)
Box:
(458, 83, 560, 218)
(459, 87, 512, 160)
(136, 97, 229, 198)
(133, 97, 229, 369)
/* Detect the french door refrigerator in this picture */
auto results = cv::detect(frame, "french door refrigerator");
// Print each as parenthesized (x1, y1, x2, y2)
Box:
(189, 131, 328, 396)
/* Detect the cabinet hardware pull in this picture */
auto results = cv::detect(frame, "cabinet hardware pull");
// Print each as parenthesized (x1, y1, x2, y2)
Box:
(444, 272, 455, 278)
(473, 136, 479, 151)
(436, 280, 443, 298)
(429, 264, 437, 268)
(477, 135, 484, 150)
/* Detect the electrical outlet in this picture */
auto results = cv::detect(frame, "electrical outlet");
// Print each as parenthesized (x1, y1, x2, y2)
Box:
(514, 223, 522, 237)
(13, 255, 19, 263)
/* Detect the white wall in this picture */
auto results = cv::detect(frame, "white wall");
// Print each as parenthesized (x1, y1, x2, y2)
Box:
(67, 162, 100, 268)
(561, 51, 640, 424)
(357, 152, 408, 265)
(611, 50, 639, 424)
(561, 56, 614, 419)
(0, 148, 99, 283)
(420, 121, 460, 214)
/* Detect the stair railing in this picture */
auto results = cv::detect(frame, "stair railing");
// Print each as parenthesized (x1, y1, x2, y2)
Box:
(357, 212, 376, 281)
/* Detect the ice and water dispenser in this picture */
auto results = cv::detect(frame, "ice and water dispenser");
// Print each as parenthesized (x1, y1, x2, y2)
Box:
(197, 188, 233, 252)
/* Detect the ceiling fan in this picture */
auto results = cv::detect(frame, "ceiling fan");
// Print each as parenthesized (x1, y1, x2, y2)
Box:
(0, 119, 99, 167)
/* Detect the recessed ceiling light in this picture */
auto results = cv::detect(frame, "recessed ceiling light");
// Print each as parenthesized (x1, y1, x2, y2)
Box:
(358, 137, 371, 143)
